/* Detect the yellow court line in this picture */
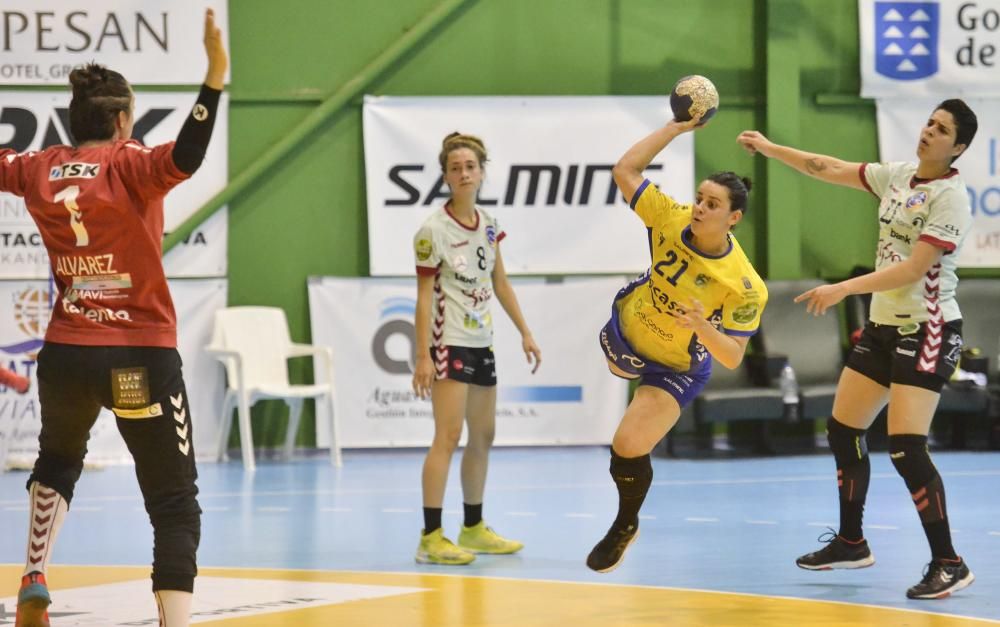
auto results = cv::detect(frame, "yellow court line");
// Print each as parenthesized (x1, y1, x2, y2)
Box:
(0, 564, 994, 627)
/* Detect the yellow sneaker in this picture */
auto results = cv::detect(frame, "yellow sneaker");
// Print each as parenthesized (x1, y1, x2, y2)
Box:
(458, 521, 524, 554)
(416, 528, 475, 565)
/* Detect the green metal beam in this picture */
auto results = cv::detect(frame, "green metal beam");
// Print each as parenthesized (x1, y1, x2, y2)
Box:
(765, 0, 802, 279)
(163, 0, 476, 254)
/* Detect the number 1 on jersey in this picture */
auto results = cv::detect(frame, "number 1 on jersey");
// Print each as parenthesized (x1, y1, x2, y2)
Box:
(54, 185, 89, 246)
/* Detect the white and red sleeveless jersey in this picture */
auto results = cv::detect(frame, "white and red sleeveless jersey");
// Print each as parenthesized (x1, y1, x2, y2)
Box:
(1, 140, 189, 348)
(413, 204, 506, 348)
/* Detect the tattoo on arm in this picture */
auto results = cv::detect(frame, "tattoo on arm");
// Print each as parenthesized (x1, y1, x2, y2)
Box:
(805, 158, 827, 174)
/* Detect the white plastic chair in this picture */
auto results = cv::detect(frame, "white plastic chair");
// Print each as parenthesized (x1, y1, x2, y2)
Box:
(205, 306, 341, 471)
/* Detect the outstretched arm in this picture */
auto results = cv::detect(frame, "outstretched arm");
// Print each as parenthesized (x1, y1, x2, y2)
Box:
(737, 130, 866, 191)
(171, 9, 228, 174)
(613, 118, 699, 205)
(795, 241, 945, 316)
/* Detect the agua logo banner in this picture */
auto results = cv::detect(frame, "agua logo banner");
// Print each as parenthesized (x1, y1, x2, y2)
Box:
(0, 0, 230, 85)
(875, 98, 1000, 266)
(860, 0, 1000, 97)
(0, 278, 227, 467)
(307, 275, 628, 448)
(363, 96, 693, 276)
(0, 91, 229, 278)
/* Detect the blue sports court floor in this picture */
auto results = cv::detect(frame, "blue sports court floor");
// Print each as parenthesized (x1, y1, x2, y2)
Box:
(1, 447, 998, 625)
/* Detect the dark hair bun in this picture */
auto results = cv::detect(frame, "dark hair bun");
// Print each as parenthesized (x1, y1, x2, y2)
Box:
(68, 63, 126, 98)
(740, 177, 752, 192)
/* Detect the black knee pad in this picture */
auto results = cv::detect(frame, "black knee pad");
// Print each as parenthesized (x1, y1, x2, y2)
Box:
(826, 417, 869, 465)
(889, 434, 946, 524)
(609, 449, 653, 499)
(888, 434, 936, 490)
(827, 417, 870, 502)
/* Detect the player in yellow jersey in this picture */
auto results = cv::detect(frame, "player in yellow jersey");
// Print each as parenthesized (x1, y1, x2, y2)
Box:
(587, 116, 767, 572)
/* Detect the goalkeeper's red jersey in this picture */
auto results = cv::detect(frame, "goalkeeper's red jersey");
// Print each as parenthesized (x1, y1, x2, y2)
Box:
(0, 140, 189, 348)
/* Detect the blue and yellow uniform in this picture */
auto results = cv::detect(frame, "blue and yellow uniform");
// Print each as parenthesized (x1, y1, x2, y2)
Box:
(599, 179, 768, 405)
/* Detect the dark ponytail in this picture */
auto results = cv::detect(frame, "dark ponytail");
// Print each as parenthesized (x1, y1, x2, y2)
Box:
(68, 63, 132, 144)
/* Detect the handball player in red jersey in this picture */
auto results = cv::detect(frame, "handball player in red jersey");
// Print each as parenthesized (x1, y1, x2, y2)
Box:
(0, 9, 227, 627)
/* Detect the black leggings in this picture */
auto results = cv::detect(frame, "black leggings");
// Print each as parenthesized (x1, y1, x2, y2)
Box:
(29, 342, 201, 592)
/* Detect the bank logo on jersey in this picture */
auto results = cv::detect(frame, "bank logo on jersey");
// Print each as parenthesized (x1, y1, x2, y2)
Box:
(874, 2, 939, 80)
(485, 225, 497, 246)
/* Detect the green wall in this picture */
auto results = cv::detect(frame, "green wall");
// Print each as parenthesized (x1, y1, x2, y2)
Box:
(222, 0, 886, 445)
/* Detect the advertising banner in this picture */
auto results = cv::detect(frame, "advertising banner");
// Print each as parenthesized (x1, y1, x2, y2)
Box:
(860, 0, 1000, 97)
(363, 96, 692, 276)
(0, 0, 230, 85)
(0, 278, 226, 467)
(0, 92, 229, 278)
(307, 275, 629, 448)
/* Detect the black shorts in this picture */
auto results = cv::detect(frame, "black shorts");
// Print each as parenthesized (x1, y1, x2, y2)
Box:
(845, 320, 963, 393)
(431, 345, 497, 386)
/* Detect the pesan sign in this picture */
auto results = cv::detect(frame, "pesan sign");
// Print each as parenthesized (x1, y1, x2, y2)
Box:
(0, 1, 229, 85)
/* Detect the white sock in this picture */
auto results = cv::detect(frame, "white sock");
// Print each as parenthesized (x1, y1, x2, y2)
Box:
(23, 481, 68, 576)
(155, 589, 193, 627)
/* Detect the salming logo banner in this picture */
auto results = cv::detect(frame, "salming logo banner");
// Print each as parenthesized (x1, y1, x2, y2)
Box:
(362, 96, 695, 276)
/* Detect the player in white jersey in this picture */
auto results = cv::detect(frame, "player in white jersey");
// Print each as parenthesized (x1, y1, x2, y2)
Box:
(411, 132, 541, 565)
(739, 98, 978, 600)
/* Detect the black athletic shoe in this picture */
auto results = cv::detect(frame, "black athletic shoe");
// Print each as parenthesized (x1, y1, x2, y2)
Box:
(906, 558, 975, 599)
(796, 530, 875, 570)
(586, 522, 639, 573)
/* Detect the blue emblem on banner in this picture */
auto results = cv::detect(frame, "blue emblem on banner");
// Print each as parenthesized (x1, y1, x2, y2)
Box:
(874, 2, 939, 80)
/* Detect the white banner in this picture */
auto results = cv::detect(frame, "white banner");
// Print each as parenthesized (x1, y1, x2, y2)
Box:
(860, 0, 1000, 97)
(363, 96, 693, 276)
(307, 276, 629, 448)
(875, 99, 1000, 266)
(0, 91, 228, 278)
(0, 278, 227, 466)
(0, 1, 230, 85)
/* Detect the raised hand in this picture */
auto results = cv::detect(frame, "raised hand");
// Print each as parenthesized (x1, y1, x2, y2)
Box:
(737, 130, 775, 157)
(203, 8, 228, 90)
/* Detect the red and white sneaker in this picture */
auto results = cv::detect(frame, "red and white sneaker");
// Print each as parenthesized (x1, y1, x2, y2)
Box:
(15, 571, 51, 627)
